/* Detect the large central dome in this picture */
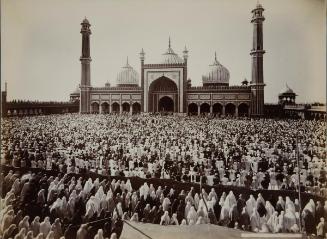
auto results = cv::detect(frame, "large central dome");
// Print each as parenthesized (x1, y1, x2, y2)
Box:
(202, 53, 230, 87)
(160, 38, 184, 64)
(116, 58, 139, 87)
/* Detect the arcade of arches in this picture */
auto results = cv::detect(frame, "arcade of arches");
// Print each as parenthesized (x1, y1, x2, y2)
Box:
(90, 102, 142, 114)
(187, 102, 250, 117)
(89, 100, 249, 117)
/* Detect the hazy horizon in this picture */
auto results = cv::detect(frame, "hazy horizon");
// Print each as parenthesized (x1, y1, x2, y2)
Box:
(1, 0, 326, 104)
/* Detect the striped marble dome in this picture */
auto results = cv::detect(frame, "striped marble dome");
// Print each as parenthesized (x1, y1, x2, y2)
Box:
(116, 58, 139, 86)
(202, 52, 230, 86)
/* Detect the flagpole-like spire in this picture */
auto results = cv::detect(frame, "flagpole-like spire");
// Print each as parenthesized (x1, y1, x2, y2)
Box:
(215, 51, 217, 61)
(169, 36, 171, 48)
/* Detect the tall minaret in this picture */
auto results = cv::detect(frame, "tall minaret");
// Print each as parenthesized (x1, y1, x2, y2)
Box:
(182, 46, 188, 113)
(139, 48, 145, 112)
(250, 3, 265, 116)
(80, 18, 92, 114)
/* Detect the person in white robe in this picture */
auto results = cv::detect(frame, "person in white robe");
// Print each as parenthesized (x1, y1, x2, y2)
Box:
(76, 224, 88, 239)
(51, 218, 62, 239)
(116, 202, 123, 218)
(61, 196, 68, 218)
(40, 217, 51, 238)
(162, 197, 171, 212)
(267, 211, 279, 233)
(170, 213, 179, 225)
(194, 193, 200, 210)
(143, 183, 150, 199)
(256, 193, 265, 208)
(31, 216, 41, 237)
(160, 211, 170, 225)
(250, 208, 261, 232)
(18, 216, 30, 232)
(1, 209, 14, 234)
(15, 228, 27, 239)
(180, 219, 187, 225)
(94, 229, 104, 239)
(277, 211, 285, 233)
(218, 192, 226, 208)
(196, 216, 206, 224)
(85, 196, 100, 219)
(187, 206, 198, 224)
(50, 198, 62, 216)
(208, 188, 218, 202)
(226, 191, 237, 208)
(185, 192, 195, 206)
(285, 197, 295, 213)
(130, 213, 139, 222)
(276, 196, 285, 212)
(246, 195, 257, 216)
(284, 208, 297, 232)
(265, 201, 275, 221)
(302, 199, 315, 218)
(83, 178, 93, 195)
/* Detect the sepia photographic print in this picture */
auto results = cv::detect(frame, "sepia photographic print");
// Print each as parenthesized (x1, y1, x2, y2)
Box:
(1, 0, 326, 239)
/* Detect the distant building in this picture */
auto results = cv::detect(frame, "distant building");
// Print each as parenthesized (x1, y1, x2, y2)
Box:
(264, 84, 326, 120)
(1, 84, 78, 117)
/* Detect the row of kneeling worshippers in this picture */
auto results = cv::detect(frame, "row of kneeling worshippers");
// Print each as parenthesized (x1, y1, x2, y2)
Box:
(1, 170, 326, 239)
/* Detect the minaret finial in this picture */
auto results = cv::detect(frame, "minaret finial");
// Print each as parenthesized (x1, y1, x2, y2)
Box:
(215, 51, 217, 61)
(127, 56, 129, 65)
(169, 36, 171, 48)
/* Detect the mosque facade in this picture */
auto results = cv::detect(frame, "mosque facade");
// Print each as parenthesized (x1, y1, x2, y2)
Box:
(73, 3, 266, 117)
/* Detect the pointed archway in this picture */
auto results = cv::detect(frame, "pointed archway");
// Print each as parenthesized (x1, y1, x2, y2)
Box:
(148, 76, 178, 112)
(188, 103, 198, 116)
(213, 103, 223, 116)
(238, 103, 249, 117)
(225, 103, 236, 116)
(101, 102, 109, 114)
(112, 102, 120, 113)
(132, 102, 141, 114)
(122, 102, 130, 113)
(158, 96, 174, 112)
(200, 103, 210, 115)
(91, 102, 99, 113)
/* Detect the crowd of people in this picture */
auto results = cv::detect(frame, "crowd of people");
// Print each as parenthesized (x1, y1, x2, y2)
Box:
(0, 114, 326, 238)
(0, 169, 326, 239)
(1, 114, 326, 194)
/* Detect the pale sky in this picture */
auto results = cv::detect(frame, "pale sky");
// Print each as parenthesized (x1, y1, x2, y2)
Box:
(1, 0, 326, 103)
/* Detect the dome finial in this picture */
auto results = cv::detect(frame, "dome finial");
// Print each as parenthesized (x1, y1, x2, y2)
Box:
(169, 36, 171, 48)
(184, 45, 188, 52)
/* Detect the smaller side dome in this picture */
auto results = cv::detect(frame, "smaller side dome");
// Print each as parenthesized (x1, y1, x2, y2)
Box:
(116, 57, 139, 87)
(202, 52, 230, 87)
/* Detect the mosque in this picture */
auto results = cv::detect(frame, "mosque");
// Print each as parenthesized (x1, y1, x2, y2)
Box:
(70, 3, 266, 117)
